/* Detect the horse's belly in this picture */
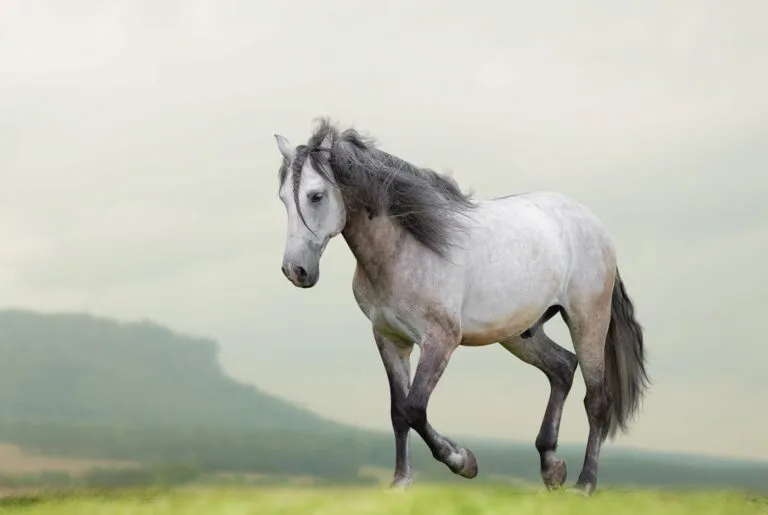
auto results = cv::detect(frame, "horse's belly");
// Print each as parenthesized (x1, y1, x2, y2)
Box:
(459, 268, 564, 346)
(459, 301, 549, 346)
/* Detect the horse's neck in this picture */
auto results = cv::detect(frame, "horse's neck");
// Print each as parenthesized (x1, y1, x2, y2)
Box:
(341, 211, 403, 283)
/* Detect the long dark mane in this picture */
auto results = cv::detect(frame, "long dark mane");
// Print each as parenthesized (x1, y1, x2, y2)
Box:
(280, 118, 475, 257)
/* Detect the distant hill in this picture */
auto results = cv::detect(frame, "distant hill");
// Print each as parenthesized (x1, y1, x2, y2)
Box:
(0, 308, 766, 491)
(0, 309, 346, 432)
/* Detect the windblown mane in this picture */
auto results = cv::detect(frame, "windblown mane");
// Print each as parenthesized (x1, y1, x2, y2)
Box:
(280, 118, 475, 257)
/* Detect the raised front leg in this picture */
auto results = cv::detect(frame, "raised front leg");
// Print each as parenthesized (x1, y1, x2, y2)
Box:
(405, 334, 478, 479)
(374, 330, 414, 488)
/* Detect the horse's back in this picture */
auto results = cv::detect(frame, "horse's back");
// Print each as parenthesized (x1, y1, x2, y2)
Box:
(486, 189, 617, 287)
(483, 190, 615, 261)
(457, 190, 616, 344)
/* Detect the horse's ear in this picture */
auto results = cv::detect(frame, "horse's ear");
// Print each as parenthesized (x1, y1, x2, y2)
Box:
(320, 132, 333, 151)
(274, 134, 295, 161)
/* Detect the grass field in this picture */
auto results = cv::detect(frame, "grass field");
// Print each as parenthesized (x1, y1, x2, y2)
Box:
(0, 486, 766, 515)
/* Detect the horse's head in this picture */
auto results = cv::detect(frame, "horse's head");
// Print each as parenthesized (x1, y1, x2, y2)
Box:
(274, 132, 346, 288)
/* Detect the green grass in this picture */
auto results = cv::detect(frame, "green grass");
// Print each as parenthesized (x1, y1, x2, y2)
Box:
(0, 486, 766, 515)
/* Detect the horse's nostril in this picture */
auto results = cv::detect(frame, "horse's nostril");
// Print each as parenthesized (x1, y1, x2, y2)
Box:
(281, 265, 290, 278)
(296, 266, 308, 280)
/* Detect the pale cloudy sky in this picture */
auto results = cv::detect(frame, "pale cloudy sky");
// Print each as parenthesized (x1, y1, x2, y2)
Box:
(1, 0, 766, 460)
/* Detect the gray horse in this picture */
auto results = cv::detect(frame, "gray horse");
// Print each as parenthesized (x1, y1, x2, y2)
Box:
(273, 118, 648, 495)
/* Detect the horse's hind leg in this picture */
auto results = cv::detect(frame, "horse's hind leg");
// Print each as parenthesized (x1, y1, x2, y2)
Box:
(564, 285, 614, 495)
(500, 328, 578, 490)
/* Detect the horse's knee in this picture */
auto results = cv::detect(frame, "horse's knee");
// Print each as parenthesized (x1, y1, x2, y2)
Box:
(404, 398, 427, 429)
(391, 403, 410, 433)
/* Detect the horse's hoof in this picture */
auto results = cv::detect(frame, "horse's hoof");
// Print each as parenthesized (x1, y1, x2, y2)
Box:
(566, 483, 595, 497)
(390, 476, 413, 490)
(542, 458, 567, 490)
(457, 447, 478, 479)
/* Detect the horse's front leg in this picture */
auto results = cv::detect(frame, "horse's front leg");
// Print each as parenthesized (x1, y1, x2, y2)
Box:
(405, 328, 478, 479)
(374, 330, 414, 488)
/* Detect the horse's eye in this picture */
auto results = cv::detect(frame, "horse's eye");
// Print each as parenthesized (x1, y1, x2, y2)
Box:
(309, 192, 324, 204)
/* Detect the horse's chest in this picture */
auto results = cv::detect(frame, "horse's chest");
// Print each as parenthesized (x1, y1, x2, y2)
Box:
(352, 269, 425, 345)
(370, 305, 425, 345)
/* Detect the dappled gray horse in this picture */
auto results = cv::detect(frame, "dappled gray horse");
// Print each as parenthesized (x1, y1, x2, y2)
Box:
(273, 119, 648, 495)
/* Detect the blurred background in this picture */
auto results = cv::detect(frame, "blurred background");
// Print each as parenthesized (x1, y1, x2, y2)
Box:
(0, 0, 766, 492)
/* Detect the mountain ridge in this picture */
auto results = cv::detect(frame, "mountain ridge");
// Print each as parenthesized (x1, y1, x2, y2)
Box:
(0, 308, 348, 432)
(0, 307, 766, 491)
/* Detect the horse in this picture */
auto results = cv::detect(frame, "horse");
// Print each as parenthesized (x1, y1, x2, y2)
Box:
(272, 118, 649, 495)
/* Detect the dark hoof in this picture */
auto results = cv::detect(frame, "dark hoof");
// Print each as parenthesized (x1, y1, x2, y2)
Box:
(456, 447, 478, 479)
(542, 458, 567, 490)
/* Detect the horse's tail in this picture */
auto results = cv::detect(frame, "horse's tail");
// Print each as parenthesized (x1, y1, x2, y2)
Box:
(603, 267, 650, 440)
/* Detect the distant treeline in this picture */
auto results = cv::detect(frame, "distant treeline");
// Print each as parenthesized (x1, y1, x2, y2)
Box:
(1, 421, 767, 492)
(0, 463, 203, 490)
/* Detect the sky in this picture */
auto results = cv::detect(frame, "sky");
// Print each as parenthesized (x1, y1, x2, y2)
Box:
(1, 0, 766, 461)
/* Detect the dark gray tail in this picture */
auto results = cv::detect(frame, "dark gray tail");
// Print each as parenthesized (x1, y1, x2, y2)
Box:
(603, 268, 650, 440)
